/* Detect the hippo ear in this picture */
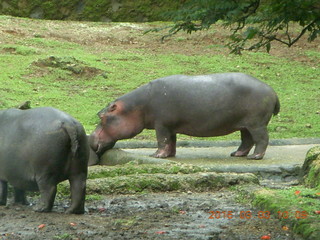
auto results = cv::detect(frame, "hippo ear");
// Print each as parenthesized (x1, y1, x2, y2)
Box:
(108, 103, 117, 112)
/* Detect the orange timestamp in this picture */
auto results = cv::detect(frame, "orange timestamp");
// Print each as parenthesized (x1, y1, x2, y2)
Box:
(208, 210, 308, 220)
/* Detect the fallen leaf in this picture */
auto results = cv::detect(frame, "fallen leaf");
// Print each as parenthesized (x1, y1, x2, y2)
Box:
(314, 211, 320, 214)
(294, 190, 301, 195)
(156, 231, 167, 234)
(179, 210, 186, 214)
(98, 208, 106, 213)
(199, 225, 206, 228)
(70, 222, 77, 226)
(38, 224, 46, 230)
(261, 235, 271, 239)
(282, 226, 289, 231)
(316, 192, 320, 196)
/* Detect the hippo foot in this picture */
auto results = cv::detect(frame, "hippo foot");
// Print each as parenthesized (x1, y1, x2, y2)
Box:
(230, 151, 248, 157)
(34, 206, 52, 213)
(13, 200, 30, 206)
(65, 207, 85, 214)
(150, 149, 175, 158)
(247, 153, 264, 160)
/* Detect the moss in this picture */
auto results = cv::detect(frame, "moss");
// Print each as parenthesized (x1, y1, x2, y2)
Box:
(252, 187, 320, 240)
(79, 0, 112, 21)
(58, 172, 258, 195)
(87, 162, 206, 179)
(301, 146, 320, 188)
(111, 0, 185, 22)
(0, 0, 186, 22)
(305, 165, 320, 189)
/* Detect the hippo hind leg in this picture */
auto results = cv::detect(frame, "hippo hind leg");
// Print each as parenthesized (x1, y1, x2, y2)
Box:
(35, 178, 57, 212)
(0, 180, 8, 205)
(66, 173, 87, 214)
(231, 129, 254, 157)
(14, 188, 29, 205)
(152, 125, 176, 158)
(246, 126, 269, 160)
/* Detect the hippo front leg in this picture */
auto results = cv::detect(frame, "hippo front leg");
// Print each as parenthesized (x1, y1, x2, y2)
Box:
(66, 173, 86, 214)
(0, 180, 8, 205)
(14, 188, 29, 205)
(152, 125, 176, 158)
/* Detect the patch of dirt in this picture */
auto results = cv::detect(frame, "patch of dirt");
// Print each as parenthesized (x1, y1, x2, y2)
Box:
(0, 17, 319, 66)
(0, 191, 303, 240)
(32, 56, 107, 79)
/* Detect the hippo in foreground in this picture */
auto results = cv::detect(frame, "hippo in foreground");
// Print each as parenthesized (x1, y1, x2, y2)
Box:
(90, 73, 280, 160)
(0, 107, 89, 214)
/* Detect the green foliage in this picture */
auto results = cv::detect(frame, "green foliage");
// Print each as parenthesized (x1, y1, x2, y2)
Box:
(159, 0, 320, 53)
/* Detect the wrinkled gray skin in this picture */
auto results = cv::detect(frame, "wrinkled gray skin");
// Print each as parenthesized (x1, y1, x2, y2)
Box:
(90, 73, 280, 160)
(0, 107, 89, 214)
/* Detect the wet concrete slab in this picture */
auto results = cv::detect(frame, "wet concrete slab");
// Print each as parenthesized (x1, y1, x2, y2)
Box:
(109, 139, 320, 181)
(123, 144, 316, 167)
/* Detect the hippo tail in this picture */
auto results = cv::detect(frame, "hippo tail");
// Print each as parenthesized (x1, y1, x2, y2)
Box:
(61, 121, 79, 159)
(273, 95, 280, 116)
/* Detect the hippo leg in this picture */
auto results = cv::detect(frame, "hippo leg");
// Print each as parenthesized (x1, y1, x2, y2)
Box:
(66, 173, 86, 214)
(14, 188, 29, 205)
(231, 129, 254, 157)
(0, 180, 8, 205)
(35, 179, 57, 212)
(247, 127, 269, 160)
(152, 125, 176, 158)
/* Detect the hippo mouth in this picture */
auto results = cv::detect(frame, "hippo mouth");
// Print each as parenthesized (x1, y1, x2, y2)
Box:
(95, 142, 116, 157)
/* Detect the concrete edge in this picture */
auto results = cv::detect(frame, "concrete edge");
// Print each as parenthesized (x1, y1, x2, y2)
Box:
(113, 138, 320, 149)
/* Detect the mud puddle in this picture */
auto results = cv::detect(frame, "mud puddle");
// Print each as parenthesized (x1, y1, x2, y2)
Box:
(0, 190, 303, 240)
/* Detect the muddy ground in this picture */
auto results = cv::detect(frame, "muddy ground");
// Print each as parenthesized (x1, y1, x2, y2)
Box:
(0, 189, 304, 240)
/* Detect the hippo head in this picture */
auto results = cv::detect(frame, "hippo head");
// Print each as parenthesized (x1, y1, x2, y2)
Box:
(89, 100, 144, 157)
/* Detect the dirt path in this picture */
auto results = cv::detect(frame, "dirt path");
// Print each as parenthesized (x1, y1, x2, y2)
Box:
(0, 190, 303, 240)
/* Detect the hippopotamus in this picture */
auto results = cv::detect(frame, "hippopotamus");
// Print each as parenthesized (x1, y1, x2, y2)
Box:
(0, 107, 89, 214)
(90, 73, 280, 160)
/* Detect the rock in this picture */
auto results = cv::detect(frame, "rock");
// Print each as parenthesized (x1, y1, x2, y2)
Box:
(99, 148, 173, 165)
(58, 172, 259, 195)
(300, 146, 320, 188)
(15, 101, 31, 110)
(29, 7, 44, 19)
(88, 148, 100, 166)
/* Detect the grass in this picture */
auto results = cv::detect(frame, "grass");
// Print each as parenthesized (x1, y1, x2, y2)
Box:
(231, 182, 320, 239)
(252, 187, 320, 240)
(0, 16, 319, 141)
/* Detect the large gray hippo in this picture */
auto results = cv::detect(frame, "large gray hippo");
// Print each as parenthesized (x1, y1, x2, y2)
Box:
(0, 107, 89, 214)
(90, 73, 280, 160)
